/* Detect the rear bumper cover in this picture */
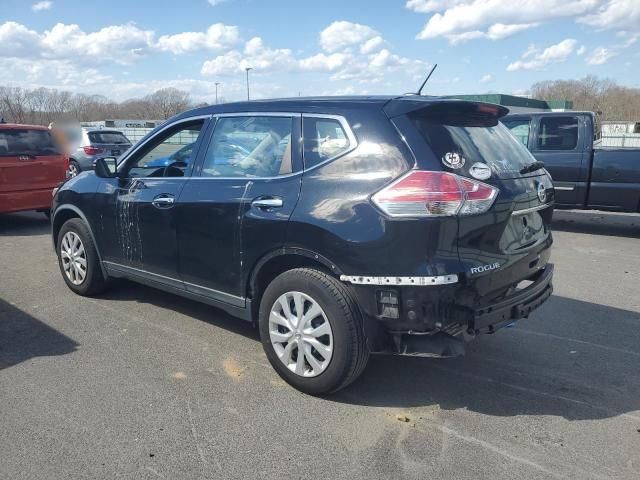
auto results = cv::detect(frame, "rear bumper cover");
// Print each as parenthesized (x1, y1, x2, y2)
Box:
(347, 263, 554, 355)
(473, 263, 553, 333)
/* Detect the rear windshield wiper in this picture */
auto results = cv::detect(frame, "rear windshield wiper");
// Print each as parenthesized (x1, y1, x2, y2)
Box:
(520, 160, 545, 174)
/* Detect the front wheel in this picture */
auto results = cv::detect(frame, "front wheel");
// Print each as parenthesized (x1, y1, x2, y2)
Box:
(258, 268, 369, 395)
(56, 218, 107, 296)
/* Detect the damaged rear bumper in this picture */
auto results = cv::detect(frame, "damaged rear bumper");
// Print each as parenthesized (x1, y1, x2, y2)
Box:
(345, 263, 554, 357)
(473, 264, 553, 334)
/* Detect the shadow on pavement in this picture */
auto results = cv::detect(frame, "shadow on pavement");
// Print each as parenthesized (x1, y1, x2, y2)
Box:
(0, 298, 78, 370)
(97, 279, 640, 421)
(0, 211, 51, 237)
(552, 209, 640, 238)
(98, 279, 259, 341)
(332, 294, 640, 420)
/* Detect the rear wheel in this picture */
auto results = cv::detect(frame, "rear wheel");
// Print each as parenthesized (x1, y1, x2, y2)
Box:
(259, 268, 369, 394)
(56, 218, 107, 296)
(68, 160, 80, 177)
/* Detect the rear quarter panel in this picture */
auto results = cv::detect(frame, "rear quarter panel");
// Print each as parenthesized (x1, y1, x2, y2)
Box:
(287, 107, 461, 277)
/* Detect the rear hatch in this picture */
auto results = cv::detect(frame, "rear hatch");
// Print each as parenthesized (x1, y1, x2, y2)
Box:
(87, 130, 132, 158)
(0, 127, 67, 192)
(386, 99, 554, 299)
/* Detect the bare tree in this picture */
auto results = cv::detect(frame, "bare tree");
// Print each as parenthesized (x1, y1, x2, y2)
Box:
(0, 85, 194, 125)
(143, 88, 191, 119)
(530, 75, 640, 121)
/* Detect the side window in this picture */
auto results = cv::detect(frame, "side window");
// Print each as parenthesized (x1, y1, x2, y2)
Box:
(303, 117, 351, 168)
(502, 119, 531, 147)
(125, 120, 204, 178)
(201, 116, 293, 178)
(537, 117, 578, 151)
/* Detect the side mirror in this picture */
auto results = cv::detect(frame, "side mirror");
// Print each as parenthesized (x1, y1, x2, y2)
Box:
(94, 157, 118, 178)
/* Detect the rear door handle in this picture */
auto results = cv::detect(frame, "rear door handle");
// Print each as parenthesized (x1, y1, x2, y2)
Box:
(152, 194, 175, 209)
(251, 197, 283, 209)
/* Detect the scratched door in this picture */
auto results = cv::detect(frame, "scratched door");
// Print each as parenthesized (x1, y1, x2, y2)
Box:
(95, 118, 210, 279)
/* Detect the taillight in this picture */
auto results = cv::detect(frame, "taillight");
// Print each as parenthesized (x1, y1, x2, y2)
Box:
(371, 171, 498, 217)
(83, 146, 103, 155)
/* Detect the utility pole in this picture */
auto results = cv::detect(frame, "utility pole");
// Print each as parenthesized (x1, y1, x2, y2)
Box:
(215, 82, 220, 104)
(245, 67, 253, 101)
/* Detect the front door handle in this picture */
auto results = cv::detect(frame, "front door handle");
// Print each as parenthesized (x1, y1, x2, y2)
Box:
(251, 197, 283, 209)
(152, 194, 175, 209)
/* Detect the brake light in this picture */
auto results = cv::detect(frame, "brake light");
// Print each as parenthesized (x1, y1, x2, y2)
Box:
(372, 171, 498, 217)
(83, 146, 103, 155)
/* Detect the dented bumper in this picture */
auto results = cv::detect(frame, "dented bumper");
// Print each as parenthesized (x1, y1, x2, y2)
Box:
(347, 263, 554, 355)
(473, 264, 553, 334)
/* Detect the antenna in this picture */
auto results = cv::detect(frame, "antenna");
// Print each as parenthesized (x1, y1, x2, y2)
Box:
(416, 64, 437, 96)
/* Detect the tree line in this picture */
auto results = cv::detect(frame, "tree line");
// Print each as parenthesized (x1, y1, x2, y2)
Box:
(530, 75, 640, 121)
(0, 86, 198, 125)
(1, 76, 639, 125)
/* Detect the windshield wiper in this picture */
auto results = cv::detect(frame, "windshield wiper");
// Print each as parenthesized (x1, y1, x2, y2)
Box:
(520, 160, 545, 174)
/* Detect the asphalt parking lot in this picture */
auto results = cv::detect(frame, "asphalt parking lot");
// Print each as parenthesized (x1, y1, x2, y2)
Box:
(1, 210, 639, 480)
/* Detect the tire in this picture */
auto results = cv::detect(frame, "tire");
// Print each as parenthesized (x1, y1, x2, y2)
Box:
(259, 268, 369, 395)
(56, 218, 107, 296)
(68, 160, 80, 177)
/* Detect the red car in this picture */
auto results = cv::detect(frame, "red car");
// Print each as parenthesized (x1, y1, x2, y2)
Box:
(0, 123, 68, 216)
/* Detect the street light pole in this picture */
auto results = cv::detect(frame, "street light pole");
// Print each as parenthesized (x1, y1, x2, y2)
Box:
(215, 82, 220, 104)
(245, 67, 253, 101)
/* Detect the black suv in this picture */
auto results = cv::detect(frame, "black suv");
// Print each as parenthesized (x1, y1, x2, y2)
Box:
(52, 96, 554, 394)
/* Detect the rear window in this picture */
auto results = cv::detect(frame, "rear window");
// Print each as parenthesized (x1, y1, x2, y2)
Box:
(537, 117, 578, 151)
(502, 118, 531, 147)
(303, 117, 351, 168)
(88, 131, 130, 144)
(0, 129, 60, 156)
(410, 108, 537, 178)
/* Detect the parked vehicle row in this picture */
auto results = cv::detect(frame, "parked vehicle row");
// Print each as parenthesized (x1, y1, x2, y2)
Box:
(503, 111, 640, 212)
(51, 96, 555, 394)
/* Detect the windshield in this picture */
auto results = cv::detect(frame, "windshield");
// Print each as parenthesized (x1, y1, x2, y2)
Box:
(0, 129, 60, 156)
(411, 114, 537, 179)
(88, 131, 130, 145)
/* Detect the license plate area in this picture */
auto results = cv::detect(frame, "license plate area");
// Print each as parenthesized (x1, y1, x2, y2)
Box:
(500, 210, 548, 252)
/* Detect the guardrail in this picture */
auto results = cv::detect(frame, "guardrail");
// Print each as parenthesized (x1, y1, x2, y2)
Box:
(120, 127, 199, 146)
(598, 134, 640, 148)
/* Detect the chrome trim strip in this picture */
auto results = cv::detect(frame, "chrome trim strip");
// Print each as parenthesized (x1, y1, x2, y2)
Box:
(213, 111, 300, 118)
(103, 261, 245, 306)
(340, 274, 459, 286)
(511, 203, 553, 216)
(103, 261, 182, 283)
(554, 186, 575, 191)
(183, 280, 245, 307)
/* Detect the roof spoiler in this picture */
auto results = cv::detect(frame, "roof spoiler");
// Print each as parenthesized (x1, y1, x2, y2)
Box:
(383, 97, 509, 120)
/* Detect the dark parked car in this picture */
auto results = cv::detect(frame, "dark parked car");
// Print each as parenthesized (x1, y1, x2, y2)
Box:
(503, 111, 640, 212)
(51, 96, 554, 394)
(65, 127, 132, 177)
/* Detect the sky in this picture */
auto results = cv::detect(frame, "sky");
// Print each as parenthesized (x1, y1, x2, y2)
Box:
(0, 0, 638, 104)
